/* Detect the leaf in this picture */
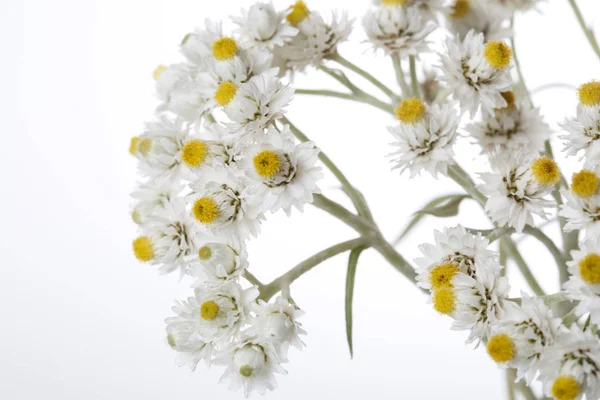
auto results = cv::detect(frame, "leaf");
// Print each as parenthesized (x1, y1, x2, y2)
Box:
(417, 194, 470, 217)
(393, 194, 468, 245)
(345, 246, 367, 359)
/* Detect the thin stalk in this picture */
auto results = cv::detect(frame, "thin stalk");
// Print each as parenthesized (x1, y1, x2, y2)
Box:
(531, 83, 576, 95)
(447, 164, 487, 204)
(409, 56, 421, 98)
(294, 88, 394, 115)
(282, 117, 374, 221)
(523, 226, 568, 277)
(332, 52, 399, 101)
(562, 308, 580, 326)
(506, 369, 517, 400)
(509, 21, 532, 105)
(568, 0, 600, 62)
(501, 238, 545, 296)
(516, 380, 538, 400)
(244, 271, 264, 288)
(259, 238, 370, 301)
(391, 54, 411, 97)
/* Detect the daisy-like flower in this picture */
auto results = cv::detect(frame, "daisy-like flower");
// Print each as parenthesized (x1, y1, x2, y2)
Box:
(225, 69, 295, 136)
(154, 63, 206, 122)
(467, 92, 550, 156)
(132, 200, 201, 276)
(388, 99, 460, 178)
(486, 293, 565, 384)
(438, 30, 513, 116)
(279, 1, 353, 70)
(130, 178, 182, 225)
(247, 296, 306, 355)
(165, 302, 215, 370)
(181, 20, 247, 66)
(539, 324, 600, 400)
(241, 125, 322, 215)
(415, 225, 498, 290)
(559, 167, 600, 239)
(479, 150, 555, 233)
(560, 104, 600, 165)
(492, 0, 545, 13)
(217, 337, 287, 397)
(446, 0, 512, 41)
(233, 2, 298, 51)
(564, 240, 600, 325)
(189, 235, 249, 286)
(363, 5, 436, 56)
(188, 166, 266, 238)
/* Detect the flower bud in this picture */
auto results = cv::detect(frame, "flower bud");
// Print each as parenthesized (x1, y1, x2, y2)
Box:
(247, 3, 278, 41)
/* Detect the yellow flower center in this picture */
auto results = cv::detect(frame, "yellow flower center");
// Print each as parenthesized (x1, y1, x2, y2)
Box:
(200, 300, 220, 321)
(181, 140, 208, 167)
(239, 365, 254, 377)
(215, 81, 238, 106)
(500, 91, 516, 109)
(287, 1, 310, 26)
(578, 81, 600, 107)
(129, 137, 140, 155)
(571, 169, 599, 198)
(153, 64, 167, 80)
(395, 97, 426, 124)
(551, 376, 581, 400)
(579, 253, 600, 284)
(381, 0, 408, 4)
(433, 287, 456, 315)
(486, 334, 515, 363)
(167, 333, 176, 348)
(429, 263, 460, 290)
(484, 41, 512, 69)
(212, 37, 238, 61)
(253, 150, 282, 178)
(531, 157, 561, 185)
(198, 245, 212, 261)
(132, 236, 154, 262)
(138, 138, 152, 156)
(192, 197, 220, 225)
(450, 0, 471, 18)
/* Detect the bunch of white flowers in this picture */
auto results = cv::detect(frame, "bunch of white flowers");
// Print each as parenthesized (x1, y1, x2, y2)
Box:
(129, 1, 600, 398)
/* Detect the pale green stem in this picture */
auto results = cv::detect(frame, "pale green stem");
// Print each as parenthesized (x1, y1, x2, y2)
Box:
(568, 0, 600, 62)
(282, 116, 374, 221)
(409, 56, 421, 98)
(487, 227, 513, 243)
(531, 83, 576, 95)
(244, 271, 264, 288)
(501, 238, 545, 296)
(516, 380, 538, 400)
(259, 238, 370, 301)
(509, 292, 569, 306)
(331, 52, 399, 101)
(294, 88, 394, 115)
(509, 20, 532, 105)
(447, 164, 487, 204)
(391, 54, 411, 97)
(506, 369, 517, 400)
(562, 308, 580, 326)
(523, 226, 568, 276)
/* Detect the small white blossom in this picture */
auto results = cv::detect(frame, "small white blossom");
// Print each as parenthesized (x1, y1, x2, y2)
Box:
(189, 235, 249, 286)
(564, 240, 600, 325)
(233, 2, 298, 50)
(560, 104, 600, 164)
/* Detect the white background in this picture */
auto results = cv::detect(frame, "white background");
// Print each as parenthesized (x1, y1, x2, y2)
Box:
(3, 0, 600, 399)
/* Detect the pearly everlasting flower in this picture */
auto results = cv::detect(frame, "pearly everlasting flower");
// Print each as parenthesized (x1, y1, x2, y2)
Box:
(279, 2, 353, 70)
(491, 0, 545, 13)
(363, 5, 436, 56)
(247, 297, 306, 355)
(564, 240, 600, 325)
(559, 167, 600, 240)
(487, 293, 565, 384)
(438, 30, 513, 116)
(217, 338, 287, 397)
(233, 2, 298, 50)
(188, 166, 265, 239)
(154, 63, 206, 122)
(446, 0, 512, 41)
(560, 104, 600, 164)
(539, 324, 600, 400)
(388, 99, 460, 178)
(241, 125, 322, 215)
(189, 235, 249, 286)
(130, 178, 182, 225)
(371, 0, 448, 18)
(467, 94, 550, 156)
(479, 150, 555, 233)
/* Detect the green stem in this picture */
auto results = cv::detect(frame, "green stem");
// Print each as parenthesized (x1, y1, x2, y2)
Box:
(568, 0, 600, 62)
(506, 369, 517, 400)
(523, 226, 568, 277)
(409, 56, 421, 98)
(332, 52, 399, 101)
(531, 83, 576, 95)
(259, 238, 370, 301)
(391, 54, 411, 97)
(244, 271, 263, 288)
(509, 30, 531, 105)
(282, 117, 374, 221)
(562, 308, 580, 326)
(447, 164, 487, 204)
(501, 238, 545, 296)
(516, 380, 538, 400)
(294, 88, 394, 115)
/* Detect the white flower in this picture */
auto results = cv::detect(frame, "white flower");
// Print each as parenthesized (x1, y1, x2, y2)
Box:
(233, 2, 298, 50)
(488, 293, 565, 384)
(279, 5, 353, 70)
(564, 240, 600, 325)
(388, 101, 460, 178)
(560, 104, 600, 164)
(225, 69, 295, 136)
(467, 98, 550, 156)
(446, 0, 512, 41)
(438, 30, 513, 116)
(155, 63, 206, 121)
(247, 297, 306, 355)
(560, 189, 600, 240)
(371, 0, 448, 20)
(130, 178, 182, 225)
(188, 166, 266, 239)
(492, 0, 544, 13)
(363, 5, 435, 56)
(241, 125, 322, 215)
(217, 338, 287, 397)
(452, 260, 511, 344)
(165, 300, 215, 370)
(479, 150, 555, 233)
(189, 235, 249, 286)
(416, 225, 498, 290)
(539, 324, 600, 400)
